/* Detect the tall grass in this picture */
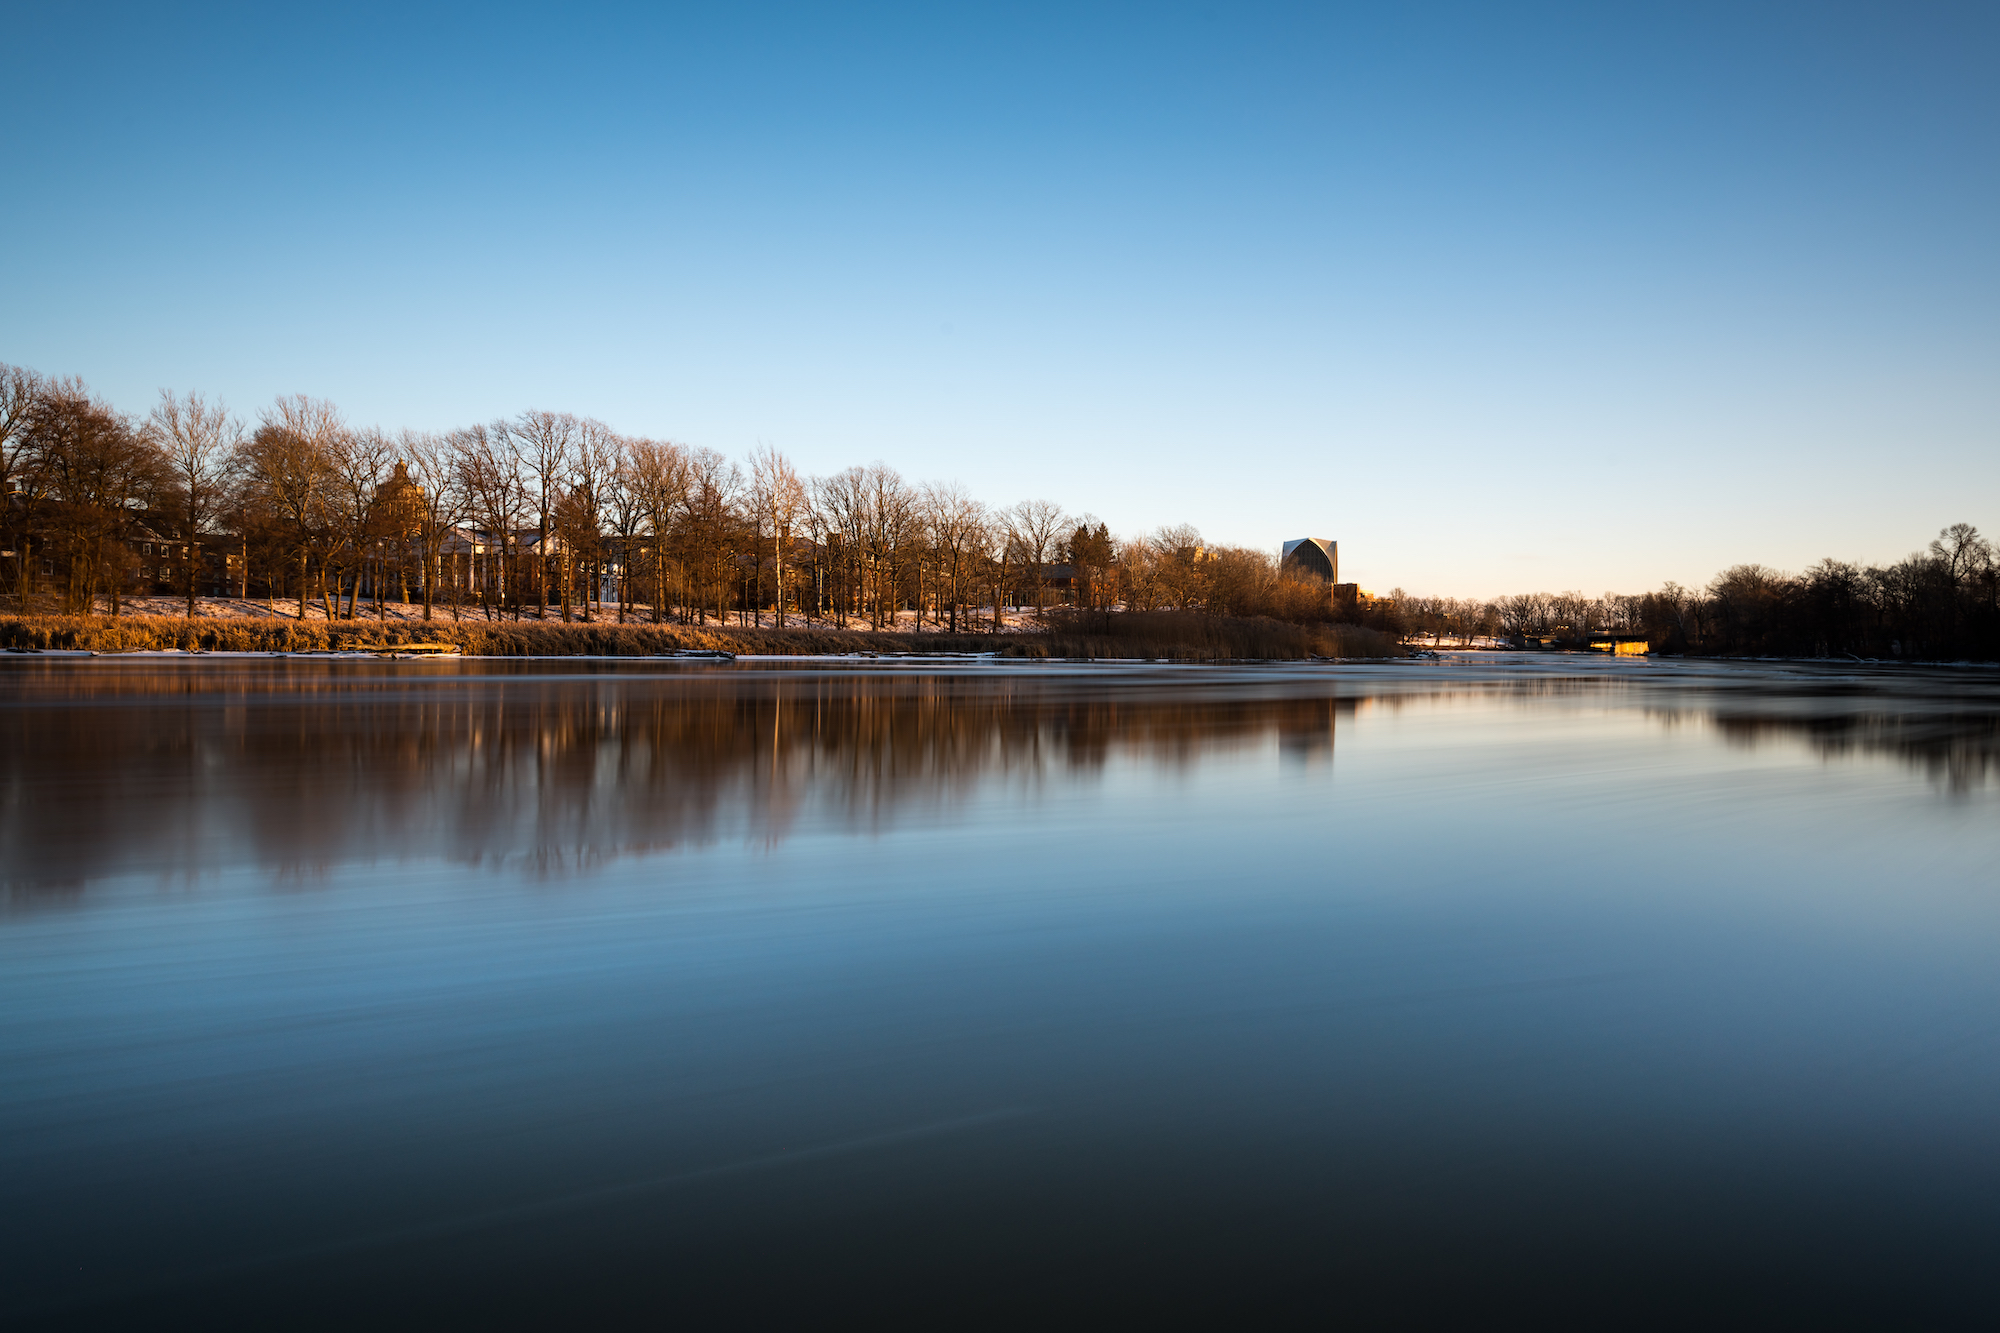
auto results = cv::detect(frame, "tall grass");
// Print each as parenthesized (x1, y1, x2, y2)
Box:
(0, 614, 1002, 656)
(0, 611, 1404, 659)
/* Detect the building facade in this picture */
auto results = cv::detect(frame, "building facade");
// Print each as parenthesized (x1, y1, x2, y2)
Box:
(1280, 538, 1338, 583)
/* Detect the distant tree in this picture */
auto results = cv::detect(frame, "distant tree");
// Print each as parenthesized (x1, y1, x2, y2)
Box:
(681, 448, 744, 624)
(975, 514, 1012, 631)
(451, 423, 527, 620)
(858, 465, 912, 629)
(0, 364, 48, 604)
(550, 485, 600, 620)
(1706, 564, 1794, 654)
(501, 410, 578, 618)
(1930, 523, 1989, 585)
(750, 447, 806, 628)
(1008, 499, 1068, 620)
(329, 427, 394, 619)
(603, 437, 646, 623)
(922, 483, 987, 632)
(1146, 524, 1208, 611)
(144, 390, 242, 618)
(813, 467, 869, 628)
(26, 379, 162, 613)
(239, 396, 344, 620)
(1063, 519, 1116, 614)
(399, 431, 465, 622)
(622, 437, 689, 623)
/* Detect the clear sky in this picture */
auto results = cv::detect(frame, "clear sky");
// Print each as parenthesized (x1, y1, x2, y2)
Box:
(4, 2, 1995, 597)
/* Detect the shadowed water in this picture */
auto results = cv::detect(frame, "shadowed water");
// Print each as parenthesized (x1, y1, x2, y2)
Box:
(3, 655, 1999, 1327)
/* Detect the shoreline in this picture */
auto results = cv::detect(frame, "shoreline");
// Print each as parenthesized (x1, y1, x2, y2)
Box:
(0, 610, 1403, 662)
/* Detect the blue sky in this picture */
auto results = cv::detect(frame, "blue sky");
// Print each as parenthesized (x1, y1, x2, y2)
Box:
(4, 2, 1995, 596)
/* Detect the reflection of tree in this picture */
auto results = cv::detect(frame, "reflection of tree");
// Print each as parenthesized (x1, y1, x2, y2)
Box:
(5, 664, 1996, 896)
(1634, 669, 2000, 793)
(0, 666, 1364, 893)
(1706, 711, 2000, 794)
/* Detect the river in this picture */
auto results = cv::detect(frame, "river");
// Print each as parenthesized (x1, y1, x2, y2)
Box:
(4, 655, 1998, 1325)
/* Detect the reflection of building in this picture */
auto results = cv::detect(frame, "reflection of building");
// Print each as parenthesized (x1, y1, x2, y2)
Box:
(1280, 538, 1338, 583)
(1278, 697, 1352, 769)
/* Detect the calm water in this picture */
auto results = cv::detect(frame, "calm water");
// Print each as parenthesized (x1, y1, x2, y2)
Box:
(4, 655, 1999, 1327)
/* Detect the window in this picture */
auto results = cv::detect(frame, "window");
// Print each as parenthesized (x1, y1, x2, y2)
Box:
(142, 543, 152, 555)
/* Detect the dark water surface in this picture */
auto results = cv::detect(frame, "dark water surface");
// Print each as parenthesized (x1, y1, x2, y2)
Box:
(4, 655, 1999, 1327)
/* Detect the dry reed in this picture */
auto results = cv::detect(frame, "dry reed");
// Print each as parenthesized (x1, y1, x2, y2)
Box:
(0, 611, 1404, 660)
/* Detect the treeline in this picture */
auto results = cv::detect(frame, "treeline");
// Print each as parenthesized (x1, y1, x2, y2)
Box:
(1393, 524, 2000, 659)
(0, 364, 1353, 632)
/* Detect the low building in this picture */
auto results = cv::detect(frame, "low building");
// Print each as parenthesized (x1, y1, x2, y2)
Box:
(1281, 537, 1369, 611)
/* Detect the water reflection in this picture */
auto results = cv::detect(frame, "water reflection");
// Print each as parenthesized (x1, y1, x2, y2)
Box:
(1707, 708, 2000, 791)
(5, 657, 1997, 895)
(6, 656, 2000, 1325)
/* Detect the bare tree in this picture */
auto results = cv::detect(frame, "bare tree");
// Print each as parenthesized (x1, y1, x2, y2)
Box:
(564, 418, 618, 621)
(240, 396, 345, 619)
(0, 364, 48, 605)
(0, 364, 40, 494)
(26, 379, 162, 614)
(328, 426, 394, 619)
(603, 436, 644, 623)
(1146, 524, 1208, 611)
(812, 467, 869, 628)
(1116, 535, 1157, 612)
(144, 390, 243, 618)
(1495, 592, 1552, 637)
(452, 423, 526, 620)
(500, 410, 578, 618)
(1008, 498, 1067, 620)
(978, 515, 1013, 631)
(921, 482, 986, 632)
(679, 448, 744, 624)
(860, 464, 912, 629)
(401, 431, 465, 621)
(1931, 523, 1990, 587)
(749, 447, 806, 628)
(623, 437, 689, 622)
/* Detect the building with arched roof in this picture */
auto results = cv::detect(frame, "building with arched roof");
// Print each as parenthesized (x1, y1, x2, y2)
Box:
(1280, 538, 1338, 583)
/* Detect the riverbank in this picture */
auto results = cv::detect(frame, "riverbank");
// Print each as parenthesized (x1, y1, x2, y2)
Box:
(0, 612, 1403, 660)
